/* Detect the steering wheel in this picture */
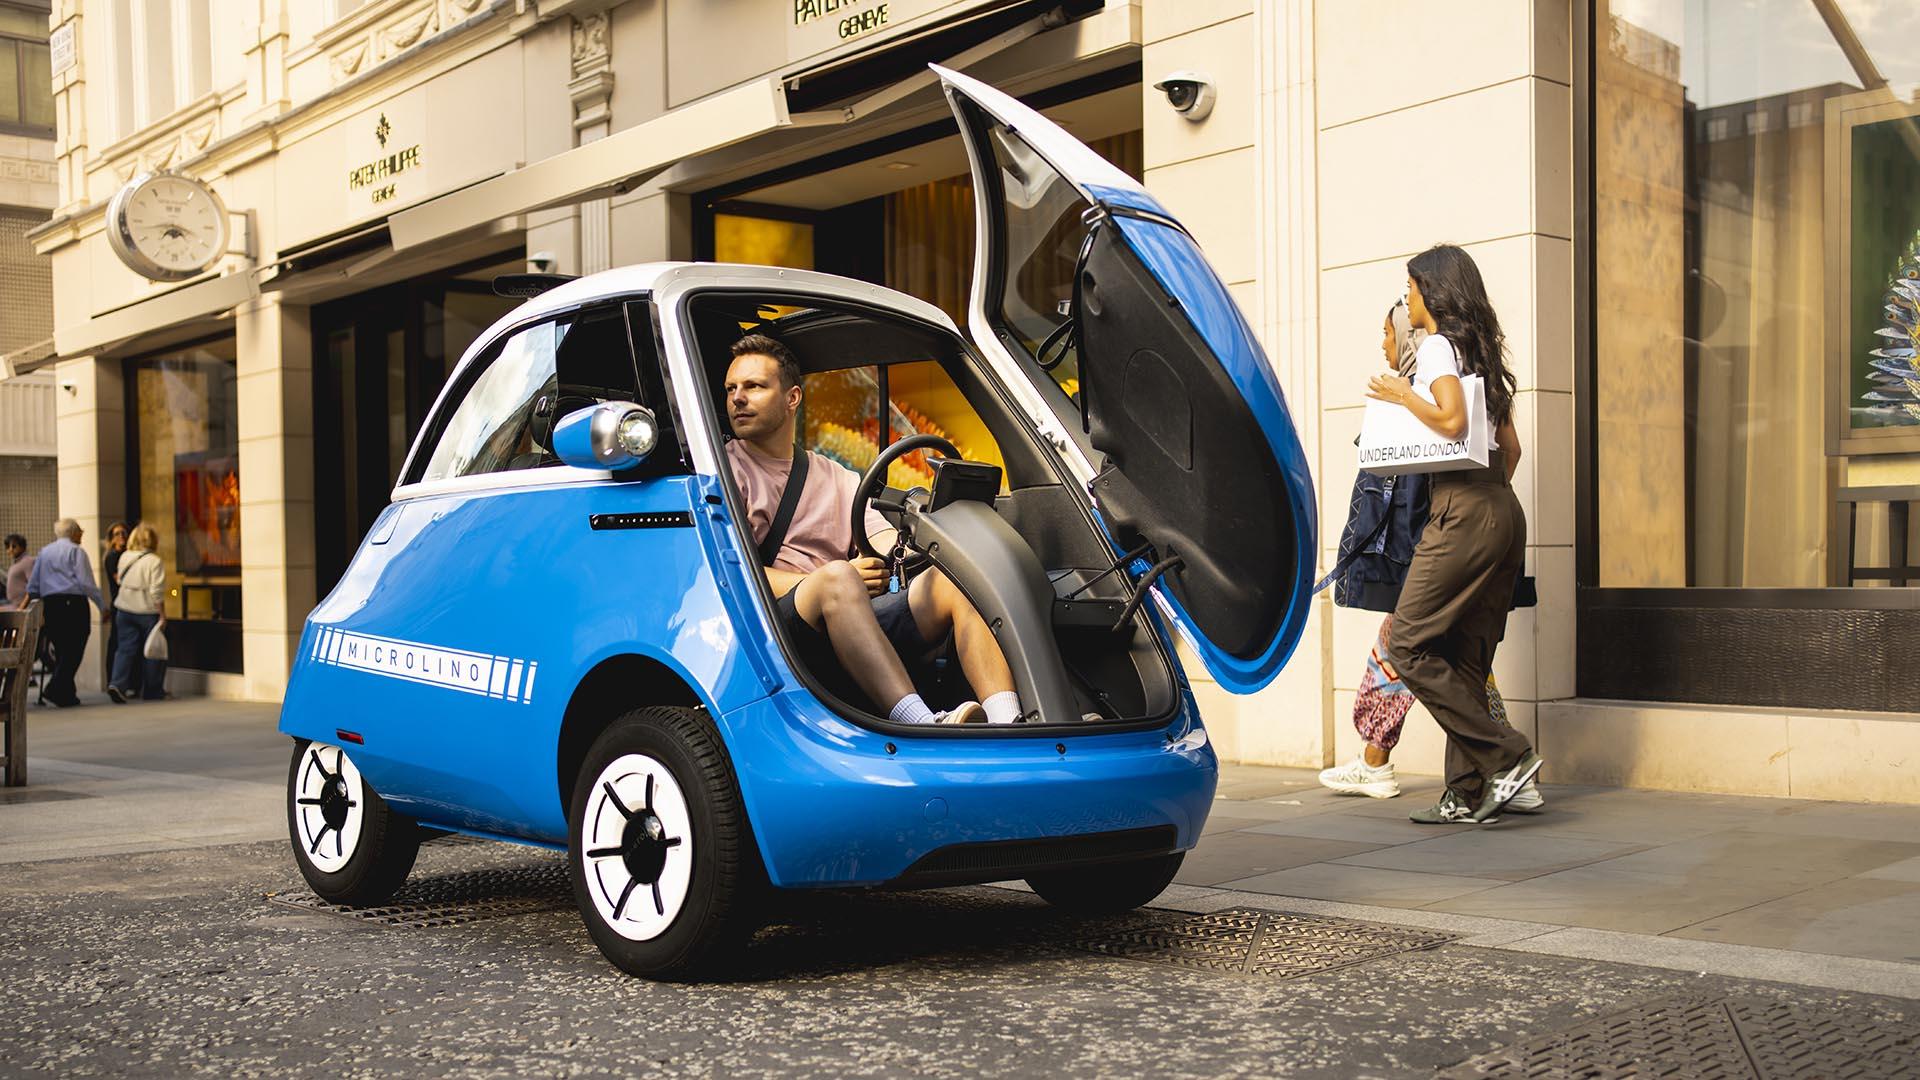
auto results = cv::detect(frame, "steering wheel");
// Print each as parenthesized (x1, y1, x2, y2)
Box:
(851, 433, 958, 560)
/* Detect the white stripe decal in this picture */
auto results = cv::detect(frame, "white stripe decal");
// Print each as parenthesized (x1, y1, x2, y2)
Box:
(311, 628, 540, 705)
(521, 662, 538, 703)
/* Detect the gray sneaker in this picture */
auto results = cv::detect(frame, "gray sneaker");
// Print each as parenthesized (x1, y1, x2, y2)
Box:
(1409, 789, 1490, 824)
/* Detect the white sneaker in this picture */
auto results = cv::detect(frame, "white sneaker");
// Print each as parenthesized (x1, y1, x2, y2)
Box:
(1317, 756, 1399, 799)
(1505, 779, 1544, 813)
(934, 701, 986, 724)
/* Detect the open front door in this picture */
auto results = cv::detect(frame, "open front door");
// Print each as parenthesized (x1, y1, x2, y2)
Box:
(935, 64, 1317, 695)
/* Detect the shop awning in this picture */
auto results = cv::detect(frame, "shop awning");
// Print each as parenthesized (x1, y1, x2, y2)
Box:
(387, 3, 1094, 253)
(0, 336, 55, 379)
(50, 270, 260, 360)
(388, 76, 798, 252)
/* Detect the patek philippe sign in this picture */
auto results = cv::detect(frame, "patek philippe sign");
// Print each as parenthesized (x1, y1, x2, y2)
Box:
(348, 113, 424, 206)
(785, 0, 975, 60)
(791, 0, 891, 41)
(273, 44, 522, 249)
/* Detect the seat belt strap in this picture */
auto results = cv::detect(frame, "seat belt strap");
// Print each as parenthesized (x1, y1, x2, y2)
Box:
(757, 448, 810, 568)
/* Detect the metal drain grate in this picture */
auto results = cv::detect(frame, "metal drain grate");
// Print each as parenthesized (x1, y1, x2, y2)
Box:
(1442, 995, 1920, 1079)
(268, 861, 572, 928)
(1066, 907, 1456, 979)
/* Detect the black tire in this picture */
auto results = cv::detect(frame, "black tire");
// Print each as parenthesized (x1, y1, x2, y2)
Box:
(567, 706, 763, 979)
(1026, 852, 1184, 914)
(286, 738, 421, 905)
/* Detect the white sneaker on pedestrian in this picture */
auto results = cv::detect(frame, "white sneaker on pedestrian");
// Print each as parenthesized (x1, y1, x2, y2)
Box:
(1317, 756, 1399, 799)
(1505, 779, 1545, 813)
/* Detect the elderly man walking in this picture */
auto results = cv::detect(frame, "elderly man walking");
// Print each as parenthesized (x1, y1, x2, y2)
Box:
(26, 519, 108, 707)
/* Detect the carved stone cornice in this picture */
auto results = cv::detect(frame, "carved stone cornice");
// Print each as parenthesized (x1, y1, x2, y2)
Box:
(570, 13, 609, 77)
(315, 0, 492, 90)
(569, 13, 612, 131)
(0, 155, 58, 185)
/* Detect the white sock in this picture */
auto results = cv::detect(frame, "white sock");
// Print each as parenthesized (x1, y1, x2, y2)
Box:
(889, 693, 936, 725)
(984, 691, 1022, 725)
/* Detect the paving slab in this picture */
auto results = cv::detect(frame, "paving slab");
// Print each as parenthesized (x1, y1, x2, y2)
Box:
(1328, 830, 1649, 882)
(1574, 828, 1920, 889)
(1666, 876, 1920, 964)
(1425, 864, 1810, 935)
(1173, 832, 1384, 887)
(1244, 805, 1441, 845)
(1218, 861, 1508, 908)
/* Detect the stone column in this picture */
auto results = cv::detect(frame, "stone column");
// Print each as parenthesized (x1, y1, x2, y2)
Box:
(234, 297, 315, 701)
(570, 13, 614, 275)
(1136, 0, 1331, 766)
(50, 355, 125, 695)
(1313, 0, 1575, 776)
(1250, 0, 1333, 767)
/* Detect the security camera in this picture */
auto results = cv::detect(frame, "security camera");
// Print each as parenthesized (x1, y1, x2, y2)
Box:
(1153, 71, 1216, 122)
(57, 380, 76, 395)
(528, 251, 558, 275)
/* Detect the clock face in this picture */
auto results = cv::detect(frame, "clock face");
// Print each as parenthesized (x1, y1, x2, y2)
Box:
(108, 172, 229, 281)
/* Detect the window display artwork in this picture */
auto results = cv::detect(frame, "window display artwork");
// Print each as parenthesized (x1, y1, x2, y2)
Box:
(1831, 97, 1920, 455)
(173, 451, 240, 573)
(1858, 230, 1920, 425)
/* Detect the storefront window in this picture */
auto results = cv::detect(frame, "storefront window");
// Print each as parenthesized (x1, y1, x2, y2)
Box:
(1593, 0, 1920, 588)
(128, 337, 241, 669)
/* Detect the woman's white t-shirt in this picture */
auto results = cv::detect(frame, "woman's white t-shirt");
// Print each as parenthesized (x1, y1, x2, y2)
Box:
(1410, 334, 1499, 449)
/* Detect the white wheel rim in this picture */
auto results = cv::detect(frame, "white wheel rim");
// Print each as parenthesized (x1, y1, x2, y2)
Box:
(293, 742, 365, 873)
(582, 753, 694, 942)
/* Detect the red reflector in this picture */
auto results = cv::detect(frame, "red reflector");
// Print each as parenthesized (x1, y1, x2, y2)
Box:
(335, 729, 364, 745)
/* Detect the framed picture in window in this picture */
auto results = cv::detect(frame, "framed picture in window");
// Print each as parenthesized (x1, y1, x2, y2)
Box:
(1827, 89, 1920, 456)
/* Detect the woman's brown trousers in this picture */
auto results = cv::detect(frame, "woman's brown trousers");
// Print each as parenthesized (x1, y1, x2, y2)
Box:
(1386, 454, 1531, 805)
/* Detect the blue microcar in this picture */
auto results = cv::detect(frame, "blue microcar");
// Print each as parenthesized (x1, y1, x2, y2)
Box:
(279, 67, 1317, 977)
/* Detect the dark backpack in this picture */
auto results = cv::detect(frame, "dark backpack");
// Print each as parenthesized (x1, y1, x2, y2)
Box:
(1317, 470, 1430, 612)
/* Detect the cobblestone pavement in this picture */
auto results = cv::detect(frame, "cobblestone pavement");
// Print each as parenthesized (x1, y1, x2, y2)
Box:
(5, 700, 1920, 1077)
(2, 836, 1918, 1078)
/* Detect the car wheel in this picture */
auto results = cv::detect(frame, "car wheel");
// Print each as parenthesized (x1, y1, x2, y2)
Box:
(568, 706, 762, 979)
(1026, 852, 1184, 914)
(286, 739, 421, 905)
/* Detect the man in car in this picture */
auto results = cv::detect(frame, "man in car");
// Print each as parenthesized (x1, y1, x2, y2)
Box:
(722, 334, 1023, 726)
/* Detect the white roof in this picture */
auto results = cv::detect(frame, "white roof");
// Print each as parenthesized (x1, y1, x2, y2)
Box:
(454, 261, 963, 383)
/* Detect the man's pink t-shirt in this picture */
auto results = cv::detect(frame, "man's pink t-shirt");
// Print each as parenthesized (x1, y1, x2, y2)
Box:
(726, 440, 888, 574)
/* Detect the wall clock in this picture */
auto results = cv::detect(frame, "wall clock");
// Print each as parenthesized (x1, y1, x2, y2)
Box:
(106, 171, 230, 281)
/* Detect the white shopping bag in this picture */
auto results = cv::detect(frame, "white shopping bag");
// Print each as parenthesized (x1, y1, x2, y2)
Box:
(144, 621, 168, 662)
(1355, 373, 1490, 475)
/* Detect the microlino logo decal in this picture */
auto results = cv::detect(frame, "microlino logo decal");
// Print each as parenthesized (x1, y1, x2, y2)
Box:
(311, 628, 537, 704)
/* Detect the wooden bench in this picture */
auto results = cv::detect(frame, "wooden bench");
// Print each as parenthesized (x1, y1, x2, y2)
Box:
(0, 601, 44, 787)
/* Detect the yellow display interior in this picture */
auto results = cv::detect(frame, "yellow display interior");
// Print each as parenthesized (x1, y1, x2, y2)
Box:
(800, 361, 1006, 493)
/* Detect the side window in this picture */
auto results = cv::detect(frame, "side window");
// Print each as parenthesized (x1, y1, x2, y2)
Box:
(984, 120, 1090, 403)
(414, 305, 642, 484)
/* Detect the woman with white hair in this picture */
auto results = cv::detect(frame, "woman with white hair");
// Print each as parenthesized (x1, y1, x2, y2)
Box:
(107, 522, 168, 703)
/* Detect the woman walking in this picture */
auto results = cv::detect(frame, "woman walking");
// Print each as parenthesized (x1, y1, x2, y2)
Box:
(1365, 244, 1541, 824)
(1317, 301, 1539, 812)
(108, 522, 168, 703)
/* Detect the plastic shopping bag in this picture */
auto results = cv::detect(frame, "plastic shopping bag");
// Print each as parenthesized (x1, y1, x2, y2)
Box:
(1355, 374, 1490, 475)
(144, 621, 169, 662)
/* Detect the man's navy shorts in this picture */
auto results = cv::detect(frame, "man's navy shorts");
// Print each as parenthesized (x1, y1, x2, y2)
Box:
(775, 586, 954, 710)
